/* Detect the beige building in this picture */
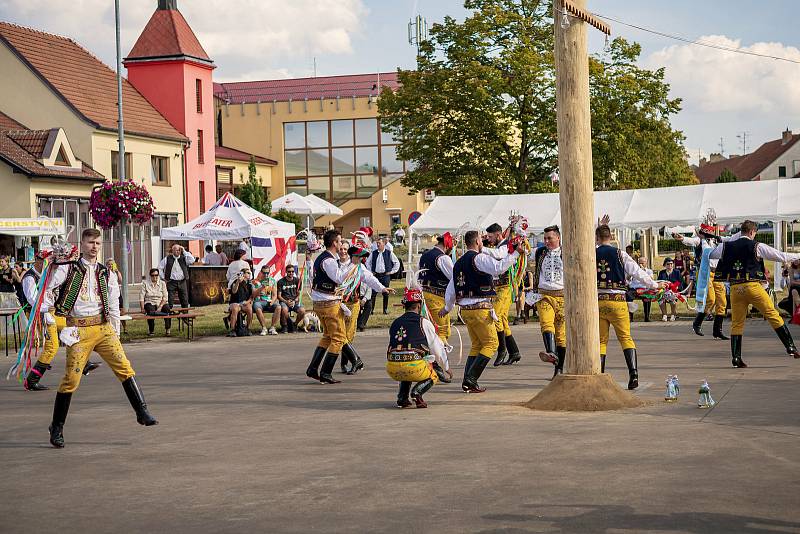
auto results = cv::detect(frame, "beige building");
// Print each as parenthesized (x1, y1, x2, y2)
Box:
(214, 145, 276, 198)
(214, 72, 431, 236)
(695, 128, 800, 183)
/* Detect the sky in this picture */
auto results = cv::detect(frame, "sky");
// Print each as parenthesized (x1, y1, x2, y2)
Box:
(1, 0, 798, 165)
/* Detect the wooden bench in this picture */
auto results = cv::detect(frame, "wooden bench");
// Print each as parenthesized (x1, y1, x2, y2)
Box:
(123, 311, 203, 341)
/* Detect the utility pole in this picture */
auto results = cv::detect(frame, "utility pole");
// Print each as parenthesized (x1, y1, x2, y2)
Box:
(408, 14, 428, 57)
(737, 131, 750, 155)
(527, 0, 640, 411)
(718, 137, 725, 156)
(115, 0, 129, 310)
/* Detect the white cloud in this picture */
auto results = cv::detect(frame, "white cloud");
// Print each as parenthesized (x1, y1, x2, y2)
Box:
(0, 0, 368, 79)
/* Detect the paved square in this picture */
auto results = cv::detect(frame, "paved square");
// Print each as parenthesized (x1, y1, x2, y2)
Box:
(1, 320, 799, 533)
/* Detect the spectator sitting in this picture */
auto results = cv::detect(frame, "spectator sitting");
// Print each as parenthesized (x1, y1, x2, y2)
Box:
(277, 265, 305, 333)
(227, 268, 254, 337)
(202, 244, 225, 266)
(140, 268, 171, 336)
(226, 249, 252, 288)
(657, 257, 682, 322)
(216, 244, 229, 265)
(252, 265, 280, 336)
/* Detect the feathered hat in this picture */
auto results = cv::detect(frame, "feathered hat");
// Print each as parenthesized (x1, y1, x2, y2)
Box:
(698, 208, 719, 238)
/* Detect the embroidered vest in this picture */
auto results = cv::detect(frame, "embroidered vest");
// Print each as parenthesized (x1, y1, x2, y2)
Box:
(596, 245, 627, 290)
(312, 251, 337, 294)
(54, 261, 111, 318)
(453, 250, 495, 299)
(419, 247, 450, 295)
(716, 239, 766, 285)
(388, 312, 429, 352)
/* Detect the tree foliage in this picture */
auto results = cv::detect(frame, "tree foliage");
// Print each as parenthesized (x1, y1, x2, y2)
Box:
(715, 168, 738, 183)
(378, 0, 696, 195)
(271, 208, 302, 227)
(238, 156, 269, 214)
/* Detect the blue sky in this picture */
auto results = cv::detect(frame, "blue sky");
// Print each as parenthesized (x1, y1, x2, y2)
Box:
(2, 0, 798, 165)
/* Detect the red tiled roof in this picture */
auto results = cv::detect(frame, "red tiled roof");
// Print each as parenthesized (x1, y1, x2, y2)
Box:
(213, 72, 400, 104)
(0, 22, 186, 143)
(215, 145, 277, 166)
(0, 111, 105, 181)
(126, 8, 211, 64)
(695, 134, 800, 183)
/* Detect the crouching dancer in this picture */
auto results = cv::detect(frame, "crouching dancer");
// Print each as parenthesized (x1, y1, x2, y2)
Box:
(386, 288, 451, 408)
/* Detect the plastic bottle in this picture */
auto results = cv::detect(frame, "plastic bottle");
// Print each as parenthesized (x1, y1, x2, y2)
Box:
(698, 379, 716, 408)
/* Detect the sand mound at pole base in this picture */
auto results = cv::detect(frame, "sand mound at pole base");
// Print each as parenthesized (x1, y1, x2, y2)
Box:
(524, 373, 645, 412)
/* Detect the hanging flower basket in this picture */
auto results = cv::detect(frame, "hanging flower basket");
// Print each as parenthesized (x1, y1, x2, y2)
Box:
(89, 179, 155, 230)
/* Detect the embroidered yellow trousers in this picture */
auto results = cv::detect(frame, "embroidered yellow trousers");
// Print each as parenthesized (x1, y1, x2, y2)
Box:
(493, 285, 512, 336)
(58, 322, 135, 394)
(536, 295, 566, 347)
(598, 299, 636, 354)
(730, 282, 784, 335)
(462, 308, 498, 358)
(705, 272, 727, 316)
(314, 302, 347, 354)
(386, 360, 438, 383)
(37, 314, 66, 366)
(424, 291, 450, 342)
(344, 300, 360, 343)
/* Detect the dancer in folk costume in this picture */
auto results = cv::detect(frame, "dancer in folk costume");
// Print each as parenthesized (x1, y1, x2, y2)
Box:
(387, 288, 451, 408)
(21, 250, 101, 391)
(418, 232, 454, 344)
(710, 219, 800, 367)
(442, 230, 523, 393)
(529, 225, 567, 378)
(595, 222, 666, 390)
(39, 229, 157, 448)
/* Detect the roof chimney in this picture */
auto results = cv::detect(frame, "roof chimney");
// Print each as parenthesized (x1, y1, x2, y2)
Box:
(782, 128, 793, 145)
(158, 0, 177, 10)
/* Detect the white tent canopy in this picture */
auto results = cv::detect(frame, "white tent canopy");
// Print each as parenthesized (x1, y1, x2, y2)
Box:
(304, 194, 343, 216)
(271, 192, 317, 215)
(410, 180, 800, 235)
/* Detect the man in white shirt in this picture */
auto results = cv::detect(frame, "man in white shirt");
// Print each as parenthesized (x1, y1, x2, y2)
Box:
(529, 225, 566, 378)
(158, 243, 195, 309)
(709, 219, 800, 367)
(418, 233, 455, 344)
(394, 226, 406, 245)
(442, 230, 523, 393)
(366, 237, 400, 319)
(237, 238, 250, 260)
(202, 244, 224, 266)
(41, 228, 157, 448)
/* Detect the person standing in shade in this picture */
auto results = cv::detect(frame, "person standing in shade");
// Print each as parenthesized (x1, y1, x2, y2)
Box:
(158, 244, 195, 309)
(441, 230, 522, 394)
(215, 244, 229, 265)
(367, 237, 399, 316)
(202, 244, 224, 266)
(710, 219, 800, 367)
(139, 268, 171, 337)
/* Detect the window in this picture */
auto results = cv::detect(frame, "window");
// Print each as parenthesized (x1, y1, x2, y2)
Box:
(111, 151, 132, 180)
(306, 121, 329, 148)
(199, 181, 205, 212)
(284, 123, 305, 149)
(197, 130, 204, 164)
(196, 79, 203, 113)
(54, 146, 70, 166)
(779, 165, 787, 178)
(151, 156, 170, 185)
(794, 160, 800, 177)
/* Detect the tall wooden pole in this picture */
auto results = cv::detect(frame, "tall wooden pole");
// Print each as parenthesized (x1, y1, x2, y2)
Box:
(554, 0, 599, 375)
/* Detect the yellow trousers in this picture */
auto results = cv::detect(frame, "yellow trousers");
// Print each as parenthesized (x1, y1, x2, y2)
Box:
(386, 360, 438, 383)
(424, 291, 451, 342)
(314, 302, 347, 354)
(598, 299, 635, 354)
(462, 307, 498, 358)
(344, 300, 360, 343)
(38, 314, 66, 366)
(730, 282, 784, 335)
(59, 322, 135, 394)
(705, 272, 727, 316)
(493, 285, 512, 336)
(536, 295, 566, 347)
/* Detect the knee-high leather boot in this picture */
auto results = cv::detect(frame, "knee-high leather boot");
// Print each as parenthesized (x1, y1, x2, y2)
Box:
(539, 332, 557, 365)
(713, 316, 729, 340)
(774, 325, 799, 358)
(346, 343, 365, 374)
(555, 346, 566, 376)
(731, 335, 747, 368)
(25, 362, 51, 391)
(504, 335, 521, 365)
(463, 355, 476, 380)
(397, 381, 412, 408)
(340, 346, 353, 374)
(122, 377, 159, 426)
(462, 356, 489, 393)
(306, 346, 326, 381)
(319, 353, 342, 384)
(411, 379, 434, 408)
(623, 348, 638, 390)
(600, 354, 606, 373)
(49, 391, 71, 448)
(493, 332, 508, 366)
(433, 362, 451, 383)
(692, 312, 705, 336)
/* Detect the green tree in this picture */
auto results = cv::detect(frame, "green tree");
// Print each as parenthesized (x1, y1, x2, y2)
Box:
(271, 208, 302, 227)
(238, 156, 269, 213)
(715, 168, 738, 183)
(378, 0, 696, 195)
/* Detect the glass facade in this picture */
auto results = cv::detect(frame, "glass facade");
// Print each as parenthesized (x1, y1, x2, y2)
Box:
(282, 118, 409, 204)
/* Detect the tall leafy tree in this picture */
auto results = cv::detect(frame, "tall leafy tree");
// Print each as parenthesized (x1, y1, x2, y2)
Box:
(715, 168, 738, 183)
(238, 156, 269, 214)
(378, 0, 696, 195)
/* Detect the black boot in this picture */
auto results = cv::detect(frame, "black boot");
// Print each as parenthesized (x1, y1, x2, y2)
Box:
(463, 355, 476, 377)
(82, 361, 101, 375)
(340, 345, 354, 374)
(713, 315, 729, 340)
(555, 346, 566, 377)
(347, 344, 365, 374)
(539, 332, 557, 365)
(319, 353, 342, 384)
(629, 312, 634, 323)
(306, 346, 326, 381)
(49, 391, 71, 448)
(122, 377, 158, 426)
(774, 325, 800, 358)
(731, 335, 747, 368)
(600, 354, 606, 373)
(24, 362, 51, 391)
(462, 356, 489, 393)
(397, 381, 412, 408)
(692, 312, 705, 336)
(623, 348, 639, 390)
(433, 362, 451, 383)
(493, 332, 508, 366)
(411, 379, 434, 408)
(643, 301, 651, 322)
(504, 335, 521, 365)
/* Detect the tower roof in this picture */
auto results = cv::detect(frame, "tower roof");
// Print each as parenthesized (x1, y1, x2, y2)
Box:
(125, 3, 212, 65)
